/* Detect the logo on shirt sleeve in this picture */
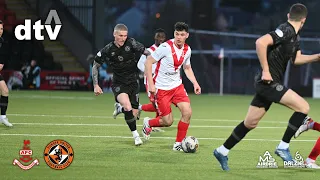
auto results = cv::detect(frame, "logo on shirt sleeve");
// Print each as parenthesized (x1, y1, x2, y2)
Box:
(275, 29, 284, 37)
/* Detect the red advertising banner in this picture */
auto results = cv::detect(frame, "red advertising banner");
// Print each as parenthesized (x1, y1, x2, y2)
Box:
(40, 71, 89, 90)
(0, 70, 90, 90)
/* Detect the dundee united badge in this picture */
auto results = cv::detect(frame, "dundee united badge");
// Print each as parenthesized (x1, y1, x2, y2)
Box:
(44, 139, 74, 170)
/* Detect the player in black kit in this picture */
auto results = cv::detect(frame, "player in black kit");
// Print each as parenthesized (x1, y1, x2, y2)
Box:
(0, 20, 13, 127)
(92, 24, 150, 146)
(213, 3, 320, 170)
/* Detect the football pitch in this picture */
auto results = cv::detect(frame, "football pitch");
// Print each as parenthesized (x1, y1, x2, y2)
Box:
(1, 90, 320, 180)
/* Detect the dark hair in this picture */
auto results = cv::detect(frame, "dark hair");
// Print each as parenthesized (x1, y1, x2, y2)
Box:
(0, 20, 3, 24)
(174, 22, 189, 32)
(289, 3, 308, 21)
(155, 28, 166, 34)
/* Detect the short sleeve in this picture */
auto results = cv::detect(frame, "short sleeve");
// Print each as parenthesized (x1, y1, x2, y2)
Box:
(151, 43, 168, 61)
(268, 24, 295, 45)
(94, 44, 111, 65)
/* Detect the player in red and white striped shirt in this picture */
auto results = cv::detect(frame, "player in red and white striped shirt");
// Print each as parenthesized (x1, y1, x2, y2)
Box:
(143, 22, 201, 151)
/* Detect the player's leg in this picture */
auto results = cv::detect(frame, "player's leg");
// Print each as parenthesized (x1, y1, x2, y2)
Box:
(117, 92, 142, 146)
(151, 111, 164, 132)
(113, 99, 157, 119)
(112, 84, 142, 146)
(295, 118, 320, 138)
(142, 89, 174, 140)
(142, 104, 164, 133)
(136, 83, 157, 121)
(172, 84, 191, 151)
(305, 137, 320, 169)
(214, 94, 270, 171)
(275, 89, 311, 159)
(114, 82, 158, 119)
(114, 82, 143, 120)
(144, 85, 164, 132)
(173, 102, 191, 151)
(0, 78, 12, 127)
(129, 82, 141, 120)
(140, 85, 157, 112)
(140, 103, 157, 112)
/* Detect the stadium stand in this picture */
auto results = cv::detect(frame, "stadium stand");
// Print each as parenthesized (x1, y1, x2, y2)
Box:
(0, 0, 84, 72)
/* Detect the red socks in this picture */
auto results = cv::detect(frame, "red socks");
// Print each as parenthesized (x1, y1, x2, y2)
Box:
(313, 122, 320, 132)
(142, 103, 157, 112)
(308, 137, 320, 160)
(175, 121, 189, 142)
(148, 116, 161, 127)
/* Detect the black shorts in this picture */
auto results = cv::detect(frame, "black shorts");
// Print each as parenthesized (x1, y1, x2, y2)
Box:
(0, 74, 4, 81)
(251, 81, 288, 111)
(111, 82, 140, 109)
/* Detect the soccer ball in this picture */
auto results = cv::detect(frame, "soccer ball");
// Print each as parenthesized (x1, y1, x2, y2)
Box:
(181, 136, 199, 153)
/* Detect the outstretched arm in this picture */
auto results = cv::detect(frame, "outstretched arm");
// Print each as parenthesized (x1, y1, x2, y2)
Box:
(294, 51, 320, 65)
(130, 38, 150, 56)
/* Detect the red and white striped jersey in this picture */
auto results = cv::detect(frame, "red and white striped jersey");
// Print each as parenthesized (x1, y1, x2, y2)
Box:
(151, 39, 191, 90)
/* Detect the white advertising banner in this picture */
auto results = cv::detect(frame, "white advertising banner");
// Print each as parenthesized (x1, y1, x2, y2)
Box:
(313, 79, 320, 98)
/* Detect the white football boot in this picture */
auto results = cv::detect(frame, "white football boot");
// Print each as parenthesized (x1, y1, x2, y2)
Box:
(172, 142, 183, 152)
(113, 103, 122, 119)
(0, 117, 13, 127)
(134, 136, 143, 146)
(142, 117, 152, 141)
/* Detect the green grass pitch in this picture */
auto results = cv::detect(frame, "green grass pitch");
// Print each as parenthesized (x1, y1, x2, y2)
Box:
(1, 91, 320, 179)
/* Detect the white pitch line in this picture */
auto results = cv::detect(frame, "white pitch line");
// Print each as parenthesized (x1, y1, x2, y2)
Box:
(11, 95, 95, 100)
(7, 113, 289, 124)
(0, 133, 315, 142)
(12, 122, 285, 129)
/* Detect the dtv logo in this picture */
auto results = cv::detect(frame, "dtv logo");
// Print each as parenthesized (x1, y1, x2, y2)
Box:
(15, 10, 62, 40)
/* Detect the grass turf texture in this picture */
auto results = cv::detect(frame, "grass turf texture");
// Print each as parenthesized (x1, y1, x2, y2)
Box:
(1, 91, 320, 179)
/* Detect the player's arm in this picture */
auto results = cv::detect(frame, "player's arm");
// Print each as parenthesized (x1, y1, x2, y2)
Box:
(130, 38, 150, 56)
(183, 53, 198, 85)
(255, 34, 273, 74)
(294, 51, 320, 65)
(183, 65, 198, 84)
(183, 53, 201, 94)
(145, 44, 166, 93)
(92, 47, 109, 95)
(145, 56, 157, 93)
(257, 27, 294, 82)
(137, 49, 151, 72)
(137, 55, 146, 72)
(92, 60, 101, 86)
